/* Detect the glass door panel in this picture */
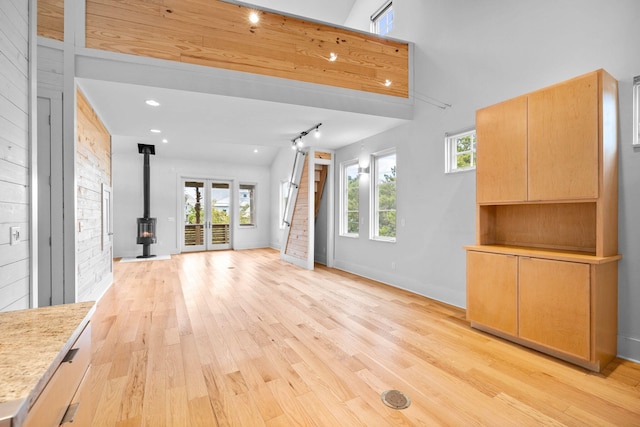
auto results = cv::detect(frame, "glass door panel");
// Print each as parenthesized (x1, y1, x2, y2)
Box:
(182, 179, 233, 252)
(184, 181, 206, 250)
(210, 182, 231, 249)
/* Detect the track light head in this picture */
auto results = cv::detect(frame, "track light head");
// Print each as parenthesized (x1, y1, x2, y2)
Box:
(290, 123, 322, 149)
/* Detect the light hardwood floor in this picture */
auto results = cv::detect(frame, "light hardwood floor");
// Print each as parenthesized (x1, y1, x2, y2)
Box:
(83, 249, 640, 426)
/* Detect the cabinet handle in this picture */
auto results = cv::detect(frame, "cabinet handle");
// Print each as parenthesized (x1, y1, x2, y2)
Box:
(60, 402, 80, 425)
(62, 348, 79, 363)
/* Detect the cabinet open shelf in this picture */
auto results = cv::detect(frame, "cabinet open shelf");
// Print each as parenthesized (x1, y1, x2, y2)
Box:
(478, 202, 597, 254)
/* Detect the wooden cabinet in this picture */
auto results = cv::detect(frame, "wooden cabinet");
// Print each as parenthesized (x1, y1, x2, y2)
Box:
(22, 323, 92, 427)
(528, 72, 599, 201)
(466, 251, 518, 336)
(519, 258, 590, 359)
(476, 96, 527, 203)
(477, 71, 608, 204)
(467, 69, 620, 372)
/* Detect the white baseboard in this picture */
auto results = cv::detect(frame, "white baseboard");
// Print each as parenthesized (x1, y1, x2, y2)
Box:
(618, 334, 640, 363)
(333, 259, 465, 309)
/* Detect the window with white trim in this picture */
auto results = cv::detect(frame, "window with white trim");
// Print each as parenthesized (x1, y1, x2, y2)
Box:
(371, 150, 396, 241)
(239, 184, 255, 226)
(340, 160, 359, 237)
(445, 129, 476, 173)
(634, 75, 640, 146)
(371, 1, 393, 36)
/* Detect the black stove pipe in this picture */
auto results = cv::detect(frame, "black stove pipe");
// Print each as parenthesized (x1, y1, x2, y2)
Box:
(142, 148, 151, 218)
(138, 144, 155, 218)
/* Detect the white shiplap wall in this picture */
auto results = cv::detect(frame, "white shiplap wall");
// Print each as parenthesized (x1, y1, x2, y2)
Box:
(0, 0, 30, 311)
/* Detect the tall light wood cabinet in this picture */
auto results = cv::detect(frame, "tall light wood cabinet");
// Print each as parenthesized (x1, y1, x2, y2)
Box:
(466, 69, 620, 372)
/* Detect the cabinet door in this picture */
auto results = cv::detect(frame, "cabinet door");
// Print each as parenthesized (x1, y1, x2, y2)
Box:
(519, 258, 590, 359)
(466, 251, 518, 335)
(528, 72, 599, 201)
(476, 95, 528, 203)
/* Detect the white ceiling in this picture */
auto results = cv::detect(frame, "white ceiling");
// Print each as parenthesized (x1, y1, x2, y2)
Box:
(77, 1, 406, 167)
(78, 78, 407, 166)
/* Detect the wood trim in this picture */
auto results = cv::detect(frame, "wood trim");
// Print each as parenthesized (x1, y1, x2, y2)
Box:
(84, 0, 409, 97)
(597, 69, 619, 257)
(314, 151, 332, 160)
(592, 261, 618, 370)
(37, 0, 64, 41)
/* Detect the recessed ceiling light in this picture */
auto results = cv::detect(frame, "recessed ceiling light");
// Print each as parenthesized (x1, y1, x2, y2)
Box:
(249, 11, 259, 24)
(145, 99, 160, 107)
(384, 79, 392, 87)
(162, 139, 168, 143)
(150, 129, 161, 133)
(329, 52, 338, 62)
(253, 149, 258, 153)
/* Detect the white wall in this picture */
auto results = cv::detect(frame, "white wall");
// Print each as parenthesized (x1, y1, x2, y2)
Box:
(112, 138, 271, 258)
(0, 0, 31, 311)
(336, 0, 640, 362)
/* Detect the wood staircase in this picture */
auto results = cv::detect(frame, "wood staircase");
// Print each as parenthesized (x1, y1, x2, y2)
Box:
(281, 150, 331, 268)
(314, 164, 328, 219)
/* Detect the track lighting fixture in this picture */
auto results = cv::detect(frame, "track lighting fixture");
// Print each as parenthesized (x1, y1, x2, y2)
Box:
(290, 123, 322, 149)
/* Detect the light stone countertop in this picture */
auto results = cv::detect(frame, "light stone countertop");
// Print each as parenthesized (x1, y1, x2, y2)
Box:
(0, 302, 95, 426)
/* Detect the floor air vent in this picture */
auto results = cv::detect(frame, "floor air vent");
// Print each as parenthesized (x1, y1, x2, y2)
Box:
(381, 389, 411, 410)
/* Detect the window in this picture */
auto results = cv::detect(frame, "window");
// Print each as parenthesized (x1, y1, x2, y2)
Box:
(279, 180, 290, 229)
(371, 150, 396, 241)
(634, 75, 640, 146)
(340, 160, 360, 237)
(371, 2, 393, 36)
(445, 129, 477, 173)
(239, 184, 255, 226)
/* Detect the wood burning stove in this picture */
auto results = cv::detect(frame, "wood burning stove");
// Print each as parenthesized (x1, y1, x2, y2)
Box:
(137, 144, 156, 258)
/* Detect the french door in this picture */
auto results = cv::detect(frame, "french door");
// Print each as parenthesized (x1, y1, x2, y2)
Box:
(182, 179, 232, 251)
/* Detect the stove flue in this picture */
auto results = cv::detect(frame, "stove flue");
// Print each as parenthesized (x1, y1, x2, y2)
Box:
(136, 144, 156, 258)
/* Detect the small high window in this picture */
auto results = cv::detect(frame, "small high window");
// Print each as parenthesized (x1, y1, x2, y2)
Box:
(371, 2, 393, 36)
(340, 160, 360, 237)
(239, 184, 255, 226)
(445, 129, 477, 173)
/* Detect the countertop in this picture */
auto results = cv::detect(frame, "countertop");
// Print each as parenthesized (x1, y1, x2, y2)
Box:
(0, 302, 94, 426)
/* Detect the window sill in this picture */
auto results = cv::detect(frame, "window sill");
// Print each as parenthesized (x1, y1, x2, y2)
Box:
(371, 236, 396, 243)
(445, 167, 476, 175)
(340, 233, 359, 239)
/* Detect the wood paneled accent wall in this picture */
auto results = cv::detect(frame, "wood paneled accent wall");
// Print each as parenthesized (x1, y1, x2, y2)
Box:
(85, 0, 409, 97)
(76, 89, 112, 301)
(285, 157, 309, 260)
(0, 0, 30, 311)
(38, 0, 64, 41)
